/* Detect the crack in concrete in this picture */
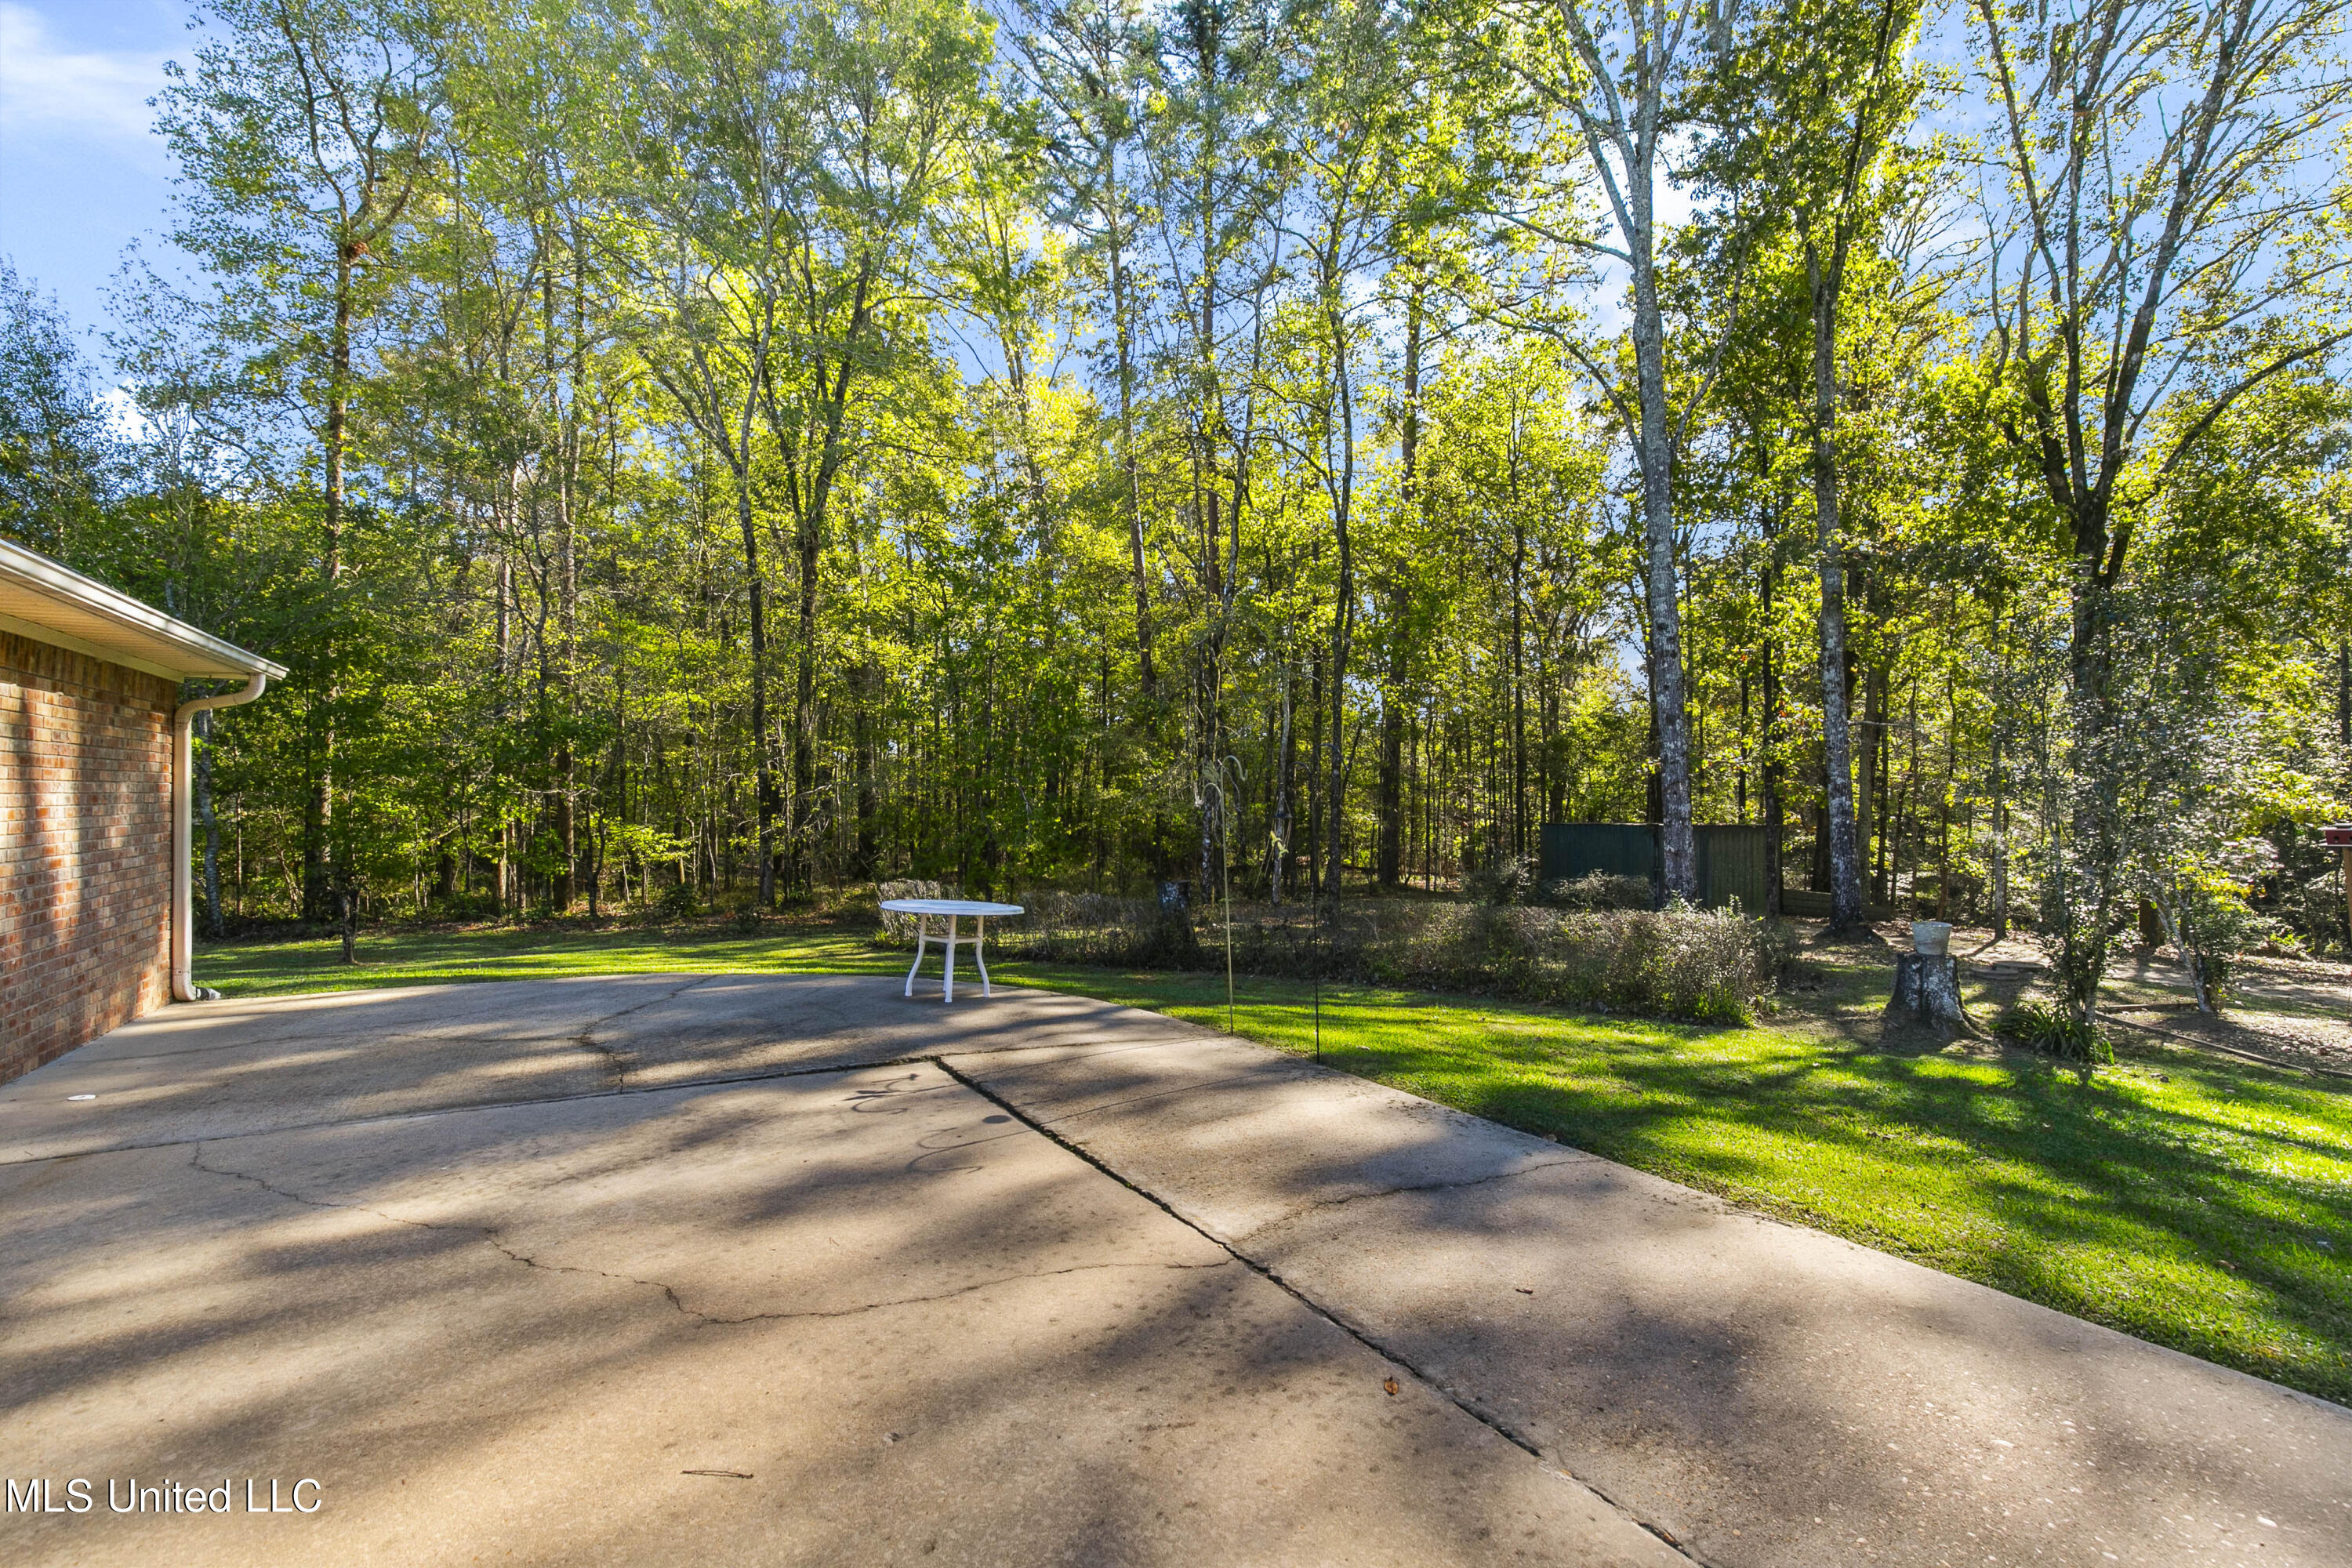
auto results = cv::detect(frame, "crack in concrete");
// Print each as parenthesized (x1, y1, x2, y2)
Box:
(183, 1142, 1232, 1333)
(184, 1144, 708, 1321)
(1012, 1068, 1317, 1130)
(147, 1036, 1686, 1556)
(690, 1259, 1235, 1327)
(0, 1054, 952, 1168)
(927, 1058, 1701, 1564)
(572, 975, 724, 1091)
(576, 1032, 630, 1091)
(1236, 1156, 1591, 1240)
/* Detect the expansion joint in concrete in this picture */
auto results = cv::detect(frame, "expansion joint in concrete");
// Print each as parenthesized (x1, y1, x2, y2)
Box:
(925, 1055, 1703, 1565)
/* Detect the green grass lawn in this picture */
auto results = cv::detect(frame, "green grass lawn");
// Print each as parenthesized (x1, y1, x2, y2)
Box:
(198, 916, 2352, 1406)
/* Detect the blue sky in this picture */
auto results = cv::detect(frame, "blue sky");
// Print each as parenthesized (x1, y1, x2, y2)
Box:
(0, 1, 193, 361)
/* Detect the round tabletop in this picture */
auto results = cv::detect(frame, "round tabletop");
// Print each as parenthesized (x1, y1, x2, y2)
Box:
(880, 898, 1024, 917)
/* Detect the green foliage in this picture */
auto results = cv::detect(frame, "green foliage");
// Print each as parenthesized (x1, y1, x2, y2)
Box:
(2161, 869, 2277, 1009)
(0, 0, 2340, 1023)
(0, 262, 113, 558)
(1465, 854, 1537, 906)
(1545, 872, 1653, 911)
(2001, 1001, 2113, 1066)
(987, 897, 1784, 1023)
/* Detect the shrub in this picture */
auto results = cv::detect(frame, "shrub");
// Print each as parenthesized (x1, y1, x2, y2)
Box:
(2165, 877, 2274, 1009)
(435, 890, 503, 922)
(875, 880, 945, 940)
(985, 893, 1784, 1025)
(1544, 871, 1653, 911)
(998, 889, 1201, 967)
(1465, 854, 1537, 906)
(2001, 1000, 2113, 1065)
(655, 881, 700, 920)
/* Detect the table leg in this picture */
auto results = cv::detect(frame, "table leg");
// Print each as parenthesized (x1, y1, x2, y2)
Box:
(944, 914, 958, 1003)
(904, 915, 928, 998)
(975, 915, 991, 997)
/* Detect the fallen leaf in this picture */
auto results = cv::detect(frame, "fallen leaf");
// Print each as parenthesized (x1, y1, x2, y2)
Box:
(1382, 1377, 1399, 1396)
(1515, 1287, 1535, 1295)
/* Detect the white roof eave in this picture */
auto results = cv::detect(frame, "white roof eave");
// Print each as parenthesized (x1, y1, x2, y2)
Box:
(0, 538, 289, 683)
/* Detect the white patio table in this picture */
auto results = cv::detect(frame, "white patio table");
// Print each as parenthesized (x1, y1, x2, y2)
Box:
(882, 898, 1024, 1002)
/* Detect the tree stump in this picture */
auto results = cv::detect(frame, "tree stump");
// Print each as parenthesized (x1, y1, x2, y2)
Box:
(1887, 952, 1977, 1035)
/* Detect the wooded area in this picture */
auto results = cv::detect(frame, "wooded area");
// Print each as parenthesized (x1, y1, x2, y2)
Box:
(2, 0, 2348, 1029)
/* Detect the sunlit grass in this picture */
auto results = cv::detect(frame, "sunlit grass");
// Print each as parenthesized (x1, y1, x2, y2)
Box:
(198, 919, 2352, 1406)
(196, 919, 904, 993)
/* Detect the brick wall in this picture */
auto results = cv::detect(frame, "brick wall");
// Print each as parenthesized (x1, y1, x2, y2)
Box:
(1, 630, 176, 1082)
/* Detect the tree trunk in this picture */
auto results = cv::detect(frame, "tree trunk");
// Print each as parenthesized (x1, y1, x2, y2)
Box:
(794, 520, 820, 895)
(1305, 656, 1324, 898)
(1377, 274, 1423, 893)
(304, 257, 354, 923)
(1113, 239, 1153, 698)
(855, 659, 880, 877)
(1864, 665, 1889, 902)
(740, 478, 776, 911)
(1761, 556, 1784, 916)
(1631, 242, 1695, 899)
(550, 248, 579, 914)
(337, 868, 358, 965)
(1510, 514, 1527, 860)
(1808, 238, 1866, 932)
(1325, 303, 1356, 907)
(1271, 662, 1295, 906)
(1990, 601, 2012, 938)
(1886, 952, 1973, 1033)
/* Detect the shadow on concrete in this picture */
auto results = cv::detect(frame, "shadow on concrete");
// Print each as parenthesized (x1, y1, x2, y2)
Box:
(3, 1057, 1656, 1567)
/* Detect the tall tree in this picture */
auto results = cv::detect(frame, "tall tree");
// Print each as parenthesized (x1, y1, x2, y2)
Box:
(0, 263, 114, 562)
(1713, 0, 1926, 929)
(758, 0, 985, 894)
(1016, 0, 1160, 699)
(1489, 0, 1748, 899)
(1142, 0, 1286, 895)
(1975, 0, 2352, 1016)
(158, 0, 438, 923)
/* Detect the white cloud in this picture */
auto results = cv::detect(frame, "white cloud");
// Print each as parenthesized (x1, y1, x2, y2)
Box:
(0, 4, 168, 147)
(100, 383, 153, 443)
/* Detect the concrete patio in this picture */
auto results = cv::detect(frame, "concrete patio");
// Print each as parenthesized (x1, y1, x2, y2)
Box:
(2, 975, 2346, 1566)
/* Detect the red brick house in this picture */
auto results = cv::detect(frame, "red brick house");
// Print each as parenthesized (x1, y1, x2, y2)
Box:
(1, 539, 285, 1082)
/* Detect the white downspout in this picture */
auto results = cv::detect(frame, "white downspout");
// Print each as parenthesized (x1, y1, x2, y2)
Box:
(172, 673, 270, 1003)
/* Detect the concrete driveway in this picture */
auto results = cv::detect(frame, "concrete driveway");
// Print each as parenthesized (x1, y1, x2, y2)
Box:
(2, 975, 2345, 1566)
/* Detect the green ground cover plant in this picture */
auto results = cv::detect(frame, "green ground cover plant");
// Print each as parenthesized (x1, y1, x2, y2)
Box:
(196, 917, 2352, 1406)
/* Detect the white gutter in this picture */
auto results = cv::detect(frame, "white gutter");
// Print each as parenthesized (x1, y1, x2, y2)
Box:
(172, 674, 270, 1003)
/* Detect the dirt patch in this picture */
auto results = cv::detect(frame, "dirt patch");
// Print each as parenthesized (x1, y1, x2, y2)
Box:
(1773, 917, 2352, 1079)
(2100, 1002, 2352, 1080)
